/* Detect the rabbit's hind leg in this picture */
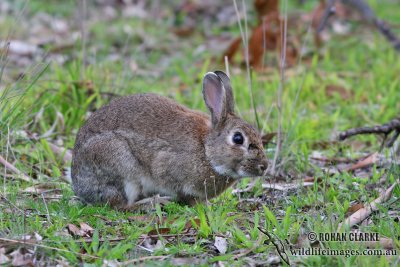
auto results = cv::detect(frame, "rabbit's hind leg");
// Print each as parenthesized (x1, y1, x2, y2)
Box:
(72, 132, 143, 209)
(72, 169, 129, 209)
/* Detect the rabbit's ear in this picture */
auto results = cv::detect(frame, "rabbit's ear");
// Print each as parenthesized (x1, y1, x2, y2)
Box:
(214, 71, 235, 114)
(202, 72, 227, 127)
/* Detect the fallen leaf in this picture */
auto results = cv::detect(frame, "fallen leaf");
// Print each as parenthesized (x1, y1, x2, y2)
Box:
(0, 40, 39, 56)
(0, 248, 10, 265)
(254, 0, 279, 22)
(10, 247, 34, 266)
(147, 228, 171, 237)
(214, 236, 228, 254)
(261, 132, 277, 145)
(66, 223, 94, 238)
(184, 218, 201, 230)
(344, 152, 378, 172)
(338, 179, 399, 230)
(79, 222, 94, 237)
(347, 203, 364, 215)
(325, 85, 353, 100)
(67, 224, 81, 237)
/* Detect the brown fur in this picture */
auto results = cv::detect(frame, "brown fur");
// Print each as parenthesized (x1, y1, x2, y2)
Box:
(71, 71, 268, 209)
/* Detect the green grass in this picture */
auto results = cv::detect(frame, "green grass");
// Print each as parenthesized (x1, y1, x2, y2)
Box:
(1, 0, 400, 266)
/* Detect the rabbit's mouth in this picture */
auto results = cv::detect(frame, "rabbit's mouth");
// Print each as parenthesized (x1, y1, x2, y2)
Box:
(212, 164, 242, 179)
(237, 166, 264, 177)
(237, 160, 268, 177)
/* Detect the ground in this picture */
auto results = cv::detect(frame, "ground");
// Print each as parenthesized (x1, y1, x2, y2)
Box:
(0, 0, 399, 266)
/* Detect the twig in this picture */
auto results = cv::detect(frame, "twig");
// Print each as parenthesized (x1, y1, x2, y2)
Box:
(257, 228, 290, 265)
(271, 0, 288, 175)
(79, 0, 87, 80)
(0, 237, 99, 259)
(0, 155, 31, 182)
(232, 0, 260, 129)
(374, 19, 400, 51)
(41, 193, 51, 225)
(0, 192, 24, 214)
(338, 117, 400, 148)
(116, 256, 170, 266)
(317, 0, 337, 33)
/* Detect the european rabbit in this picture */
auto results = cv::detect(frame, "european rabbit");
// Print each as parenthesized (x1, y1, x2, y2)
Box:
(71, 71, 268, 209)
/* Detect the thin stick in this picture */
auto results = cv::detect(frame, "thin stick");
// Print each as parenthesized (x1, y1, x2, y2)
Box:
(0, 154, 31, 182)
(232, 0, 259, 129)
(338, 117, 400, 147)
(79, 0, 87, 80)
(271, 0, 288, 174)
(0, 237, 99, 259)
(118, 256, 169, 266)
(41, 193, 52, 224)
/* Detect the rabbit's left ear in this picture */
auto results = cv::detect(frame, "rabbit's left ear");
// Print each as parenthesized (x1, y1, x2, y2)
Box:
(202, 72, 227, 127)
(214, 71, 234, 114)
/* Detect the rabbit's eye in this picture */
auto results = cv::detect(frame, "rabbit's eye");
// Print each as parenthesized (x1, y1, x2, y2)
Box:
(232, 132, 244, 145)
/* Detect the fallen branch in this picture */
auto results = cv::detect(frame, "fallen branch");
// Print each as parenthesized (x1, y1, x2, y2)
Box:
(338, 117, 400, 148)
(0, 155, 31, 182)
(337, 179, 399, 230)
(318, 0, 400, 52)
(115, 256, 170, 266)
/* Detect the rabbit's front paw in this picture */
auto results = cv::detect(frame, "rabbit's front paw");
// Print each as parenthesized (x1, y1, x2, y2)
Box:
(124, 195, 172, 212)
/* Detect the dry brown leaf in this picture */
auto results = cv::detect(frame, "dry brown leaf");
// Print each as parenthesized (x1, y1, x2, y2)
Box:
(254, 0, 279, 21)
(147, 228, 171, 237)
(222, 0, 298, 70)
(325, 85, 354, 100)
(184, 218, 201, 230)
(347, 203, 364, 215)
(67, 224, 81, 237)
(344, 152, 378, 172)
(262, 132, 276, 145)
(338, 179, 399, 230)
(66, 223, 93, 238)
(79, 222, 94, 236)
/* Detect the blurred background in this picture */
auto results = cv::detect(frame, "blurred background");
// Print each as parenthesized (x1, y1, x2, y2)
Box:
(0, 1, 400, 266)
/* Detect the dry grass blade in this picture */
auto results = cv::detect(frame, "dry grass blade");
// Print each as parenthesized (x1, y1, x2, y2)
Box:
(0, 155, 31, 182)
(337, 179, 400, 231)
